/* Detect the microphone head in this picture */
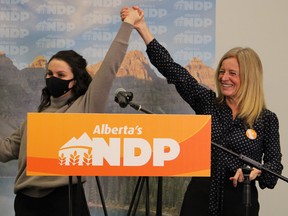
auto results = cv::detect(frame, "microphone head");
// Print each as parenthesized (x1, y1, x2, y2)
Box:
(115, 88, 126, 95)
(114, 88, 133, 108)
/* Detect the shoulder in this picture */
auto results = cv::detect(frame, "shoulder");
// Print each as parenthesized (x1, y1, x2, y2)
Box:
(261, 109, 278, 119)
(260, 109, 279, 127)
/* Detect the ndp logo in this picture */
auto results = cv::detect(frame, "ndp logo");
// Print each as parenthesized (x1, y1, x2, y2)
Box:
(58, 132, 180, 167)
(27, 113, 211, 177)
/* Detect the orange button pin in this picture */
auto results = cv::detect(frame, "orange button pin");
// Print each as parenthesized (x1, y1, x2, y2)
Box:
(246, 129, 257, 140)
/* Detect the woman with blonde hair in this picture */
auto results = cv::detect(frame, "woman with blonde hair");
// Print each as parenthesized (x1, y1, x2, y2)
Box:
(215, 47, 266, 127)
(121, 6, 283, 216)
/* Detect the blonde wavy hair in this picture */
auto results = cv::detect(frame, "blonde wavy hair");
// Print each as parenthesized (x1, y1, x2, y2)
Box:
(215, 47, 266, 127)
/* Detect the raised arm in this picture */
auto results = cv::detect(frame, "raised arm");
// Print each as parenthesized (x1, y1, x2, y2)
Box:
(121, 6, 154, 45)
(121, 6, 215, 114)
(82, 9, 143, 113)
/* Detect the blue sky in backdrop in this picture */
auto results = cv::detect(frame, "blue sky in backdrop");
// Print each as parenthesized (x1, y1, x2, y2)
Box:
(0, 0, 215, 69)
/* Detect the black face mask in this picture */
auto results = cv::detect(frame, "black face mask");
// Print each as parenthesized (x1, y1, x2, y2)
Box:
(45, 76, 74, 98)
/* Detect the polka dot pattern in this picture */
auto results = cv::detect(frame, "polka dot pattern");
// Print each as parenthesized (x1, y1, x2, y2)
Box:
(146, 39, 283, 215)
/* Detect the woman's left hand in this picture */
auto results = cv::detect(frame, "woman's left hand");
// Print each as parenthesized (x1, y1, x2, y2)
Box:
(229, 167, 262, 187)
(230, 168, 244, 187)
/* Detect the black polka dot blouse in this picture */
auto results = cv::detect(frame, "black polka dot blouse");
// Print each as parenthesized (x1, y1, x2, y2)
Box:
(146, 39, 283, 215)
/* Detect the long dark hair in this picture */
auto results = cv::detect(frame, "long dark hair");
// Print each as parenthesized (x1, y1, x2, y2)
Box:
(38, 50, 92, 112)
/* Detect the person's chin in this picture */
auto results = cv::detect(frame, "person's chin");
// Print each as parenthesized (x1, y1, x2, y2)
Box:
(221, 90, 232, 96)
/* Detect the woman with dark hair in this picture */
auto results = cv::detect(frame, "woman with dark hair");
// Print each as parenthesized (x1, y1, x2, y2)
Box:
(0, 8, 142, 216)
(38, 50, 93, 112)
(121, 6, 283, 216)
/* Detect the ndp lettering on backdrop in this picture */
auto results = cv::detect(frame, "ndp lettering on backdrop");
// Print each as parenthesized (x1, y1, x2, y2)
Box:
(0, 44, 29, 55)
(174, 49, 212, 63)
(35, 21, 75, 32)
(27, 113, 211, 177)
(36, 4, 76, 15)
(0, 28, 29, 38)
(174, 1, 213, 11)
(174, 17, 213, 28)
(0, 0, 215, 70)
(82, 0, 122, 8)
(0, 0, 30, 5)
(0, 11, 29, 21)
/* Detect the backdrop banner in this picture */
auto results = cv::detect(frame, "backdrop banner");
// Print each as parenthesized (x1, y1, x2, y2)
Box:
(27, 113, 211, 177)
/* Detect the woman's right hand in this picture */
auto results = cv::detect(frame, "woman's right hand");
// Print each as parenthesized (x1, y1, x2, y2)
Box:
(120, 6, 154, 45)
(121, 6, 144, 26)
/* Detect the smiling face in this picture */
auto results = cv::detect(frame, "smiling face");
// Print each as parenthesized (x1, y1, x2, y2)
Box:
(218, 57, 241, 101)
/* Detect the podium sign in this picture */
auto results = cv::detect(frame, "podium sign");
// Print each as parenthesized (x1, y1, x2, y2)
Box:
(27, 113, 211, 177)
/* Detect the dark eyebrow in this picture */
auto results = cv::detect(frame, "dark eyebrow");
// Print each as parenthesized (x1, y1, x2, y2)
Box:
(47, 69, 68, 74)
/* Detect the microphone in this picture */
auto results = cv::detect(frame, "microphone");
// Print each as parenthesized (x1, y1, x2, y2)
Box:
(114, 88, 133, 108)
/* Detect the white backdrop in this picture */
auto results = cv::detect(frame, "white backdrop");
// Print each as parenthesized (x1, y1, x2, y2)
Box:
(216, 1, 288, 215)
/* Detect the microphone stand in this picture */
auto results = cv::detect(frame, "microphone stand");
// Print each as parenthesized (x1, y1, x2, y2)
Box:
(211, 142, 288, 183)
(68, 176, 108, 216)
(242, 165, 252, 216)
(115, 93, 162, 216)
(128, 101, 153, 114)
(126, 101, 163, 216)
(95, 176, 108, 216)
(211, 141, 288, 216)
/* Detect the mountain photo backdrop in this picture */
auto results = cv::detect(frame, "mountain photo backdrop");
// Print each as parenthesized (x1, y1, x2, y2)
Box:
(0, 1, 216, 215)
